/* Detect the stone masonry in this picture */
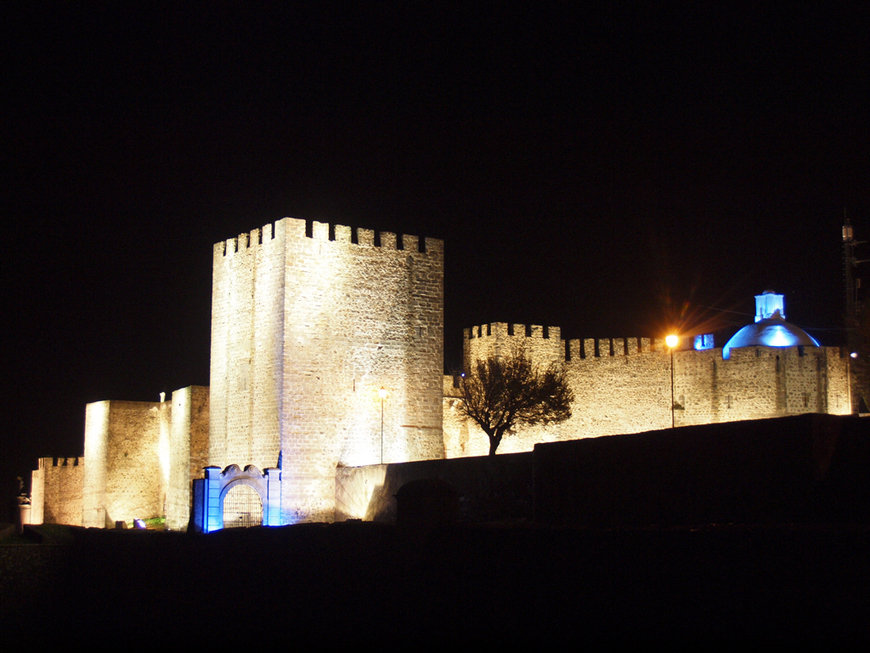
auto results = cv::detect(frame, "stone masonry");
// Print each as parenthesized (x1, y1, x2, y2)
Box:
(30, 217, 853, 528)
(210, 218, 444, 523)
(442, 323, 851, 458)
(30, 457, 83, 526)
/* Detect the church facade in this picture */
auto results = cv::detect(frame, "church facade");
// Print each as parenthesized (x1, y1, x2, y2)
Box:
(29, 217, 853, 530)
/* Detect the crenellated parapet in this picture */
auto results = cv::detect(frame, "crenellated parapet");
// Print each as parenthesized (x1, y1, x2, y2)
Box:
(214, 217, 443, 258)
(42, 456, 85, 468)
(462, 323, 672, 370)
(463, 322, 564, 369)
(565, 337, 667, 361)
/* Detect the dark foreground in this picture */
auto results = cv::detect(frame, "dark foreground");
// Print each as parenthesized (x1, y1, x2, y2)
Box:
(2, 522, 869, 644)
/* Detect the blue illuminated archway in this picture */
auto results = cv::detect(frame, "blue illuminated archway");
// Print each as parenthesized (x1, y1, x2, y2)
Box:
(193, 464, 281, 533)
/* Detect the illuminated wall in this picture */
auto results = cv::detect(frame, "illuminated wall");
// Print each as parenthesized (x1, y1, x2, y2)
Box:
(34, 219, 852, 529)
(29, 457, 84, 526)
(164, 386, 210, 530)
(211, 217, 444, 524)
(443, 323, 852, 457)
(31, 387, 209, 529)
(81, 399, 164, 527)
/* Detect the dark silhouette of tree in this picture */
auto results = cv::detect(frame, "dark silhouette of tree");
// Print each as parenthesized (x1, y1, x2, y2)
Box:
(457, 352, 574, 455)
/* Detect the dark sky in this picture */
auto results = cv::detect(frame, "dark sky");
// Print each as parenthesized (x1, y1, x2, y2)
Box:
(4, 4, 868, 506)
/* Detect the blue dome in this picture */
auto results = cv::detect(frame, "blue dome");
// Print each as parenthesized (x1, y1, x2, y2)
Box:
(722, 313, 819, 359)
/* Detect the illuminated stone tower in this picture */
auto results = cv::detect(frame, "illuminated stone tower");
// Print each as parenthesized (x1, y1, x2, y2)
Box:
(210, 218, 444, 523)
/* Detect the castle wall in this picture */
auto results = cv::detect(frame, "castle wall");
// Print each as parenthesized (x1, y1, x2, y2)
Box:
(464, 322, 564, 369)
(565, 336, 672, 438)
(29, 457, 84, 526)
(211, 218, 444, 523)
(82, 399, 164, 527)
(444, 323, 852, 457)
(210, 222, 287, 474)
(826, 349, 852, 415)
(165, 386, 210, 530)
(37, 217, 855, 529)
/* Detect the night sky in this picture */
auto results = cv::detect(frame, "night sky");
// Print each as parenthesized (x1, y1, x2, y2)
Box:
(4, 4, 868, 510)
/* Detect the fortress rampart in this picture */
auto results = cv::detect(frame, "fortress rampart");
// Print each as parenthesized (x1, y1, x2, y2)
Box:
(82, 399, 163, 528)
(30, 219, 856, 530)
(30, 457, 84, 526)
(444, 322, 851, 459)
(31, 387, 209, 529)
(165, 386, 210, 530)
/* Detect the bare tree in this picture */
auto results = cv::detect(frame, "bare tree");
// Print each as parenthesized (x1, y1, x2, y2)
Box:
(457, 352, 574, 455)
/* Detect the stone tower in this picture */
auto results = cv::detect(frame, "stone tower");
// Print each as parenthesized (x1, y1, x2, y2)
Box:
(209, 217, 444, 523)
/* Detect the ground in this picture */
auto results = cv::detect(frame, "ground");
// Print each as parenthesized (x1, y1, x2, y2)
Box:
(2, 521, 868, 644)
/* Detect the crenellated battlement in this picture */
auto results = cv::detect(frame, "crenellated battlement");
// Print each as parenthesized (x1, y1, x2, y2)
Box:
(464, 322, 561, 341)
(214, 222, 280, 257)
(566, 337, 667, 360)
(463, 322, 564, 368)
(462, 322, 672, 364)
(215, 217, 442, 258)
(39, 456, 84, 469)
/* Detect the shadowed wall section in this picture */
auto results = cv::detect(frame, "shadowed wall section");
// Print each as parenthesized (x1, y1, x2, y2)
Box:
(338, 414, 869, 527)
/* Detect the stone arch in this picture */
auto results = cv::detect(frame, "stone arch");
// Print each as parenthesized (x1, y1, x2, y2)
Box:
(193, 464, 281, 532)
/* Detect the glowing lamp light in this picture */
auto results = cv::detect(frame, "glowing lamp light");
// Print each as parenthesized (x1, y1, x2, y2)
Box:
(379, 387, 388, 400)
(666, 334, 679, 349)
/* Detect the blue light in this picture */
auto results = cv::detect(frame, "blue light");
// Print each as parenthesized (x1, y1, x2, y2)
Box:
(722, 316, 820, 360)
(765, 325, 794, 347)
(694, 334, 714, 350)
(755, 292, 785, 322)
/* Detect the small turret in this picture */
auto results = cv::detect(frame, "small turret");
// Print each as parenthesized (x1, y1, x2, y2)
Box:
(755, 290, 785, 322)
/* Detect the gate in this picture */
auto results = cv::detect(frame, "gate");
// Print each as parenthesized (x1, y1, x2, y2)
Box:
(223, 483, 263, 528)
(193, 464, 282, 532)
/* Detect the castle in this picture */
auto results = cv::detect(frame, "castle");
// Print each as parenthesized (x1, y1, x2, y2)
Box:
(29, 217, 854, 530)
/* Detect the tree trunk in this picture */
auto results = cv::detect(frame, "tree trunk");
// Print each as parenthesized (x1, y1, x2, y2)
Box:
(488, 428, 503, 456)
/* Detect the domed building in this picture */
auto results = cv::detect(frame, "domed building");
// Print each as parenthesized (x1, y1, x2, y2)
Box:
(723, 291, 820, 360)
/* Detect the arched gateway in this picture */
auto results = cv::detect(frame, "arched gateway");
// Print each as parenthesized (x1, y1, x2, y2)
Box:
(192, 464, 281, 532)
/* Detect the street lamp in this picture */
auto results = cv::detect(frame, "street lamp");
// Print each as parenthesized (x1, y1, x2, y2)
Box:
(379, 387, 388, 463)
(666, 335, 679, 428)
(848, 351, 858, 414)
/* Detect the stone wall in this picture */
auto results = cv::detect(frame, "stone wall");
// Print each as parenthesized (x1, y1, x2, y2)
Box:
(534, 413, 870, 526)
(444, 323, 852, 457)
(211, 218, 444, 523)
(335, 452, 535, 524)
(82, 399, 164, 527)
(165, 386, 210, 530)
(337, 413, 868, 527)
(29, 457, 84, 526)
(210, 222, 286, 476)
(34, 387, 206, 529)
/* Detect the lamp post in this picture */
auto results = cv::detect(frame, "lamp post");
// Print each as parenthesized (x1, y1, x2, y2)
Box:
(666, 334, 679, 428)
(379, 387, 387, 463)
(848, 351, 858, 414)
